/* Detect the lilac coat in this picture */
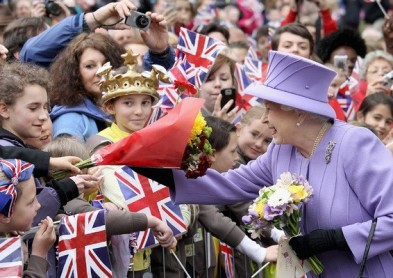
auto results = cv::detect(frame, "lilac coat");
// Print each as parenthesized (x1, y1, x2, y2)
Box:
(170, 121, 393, 277)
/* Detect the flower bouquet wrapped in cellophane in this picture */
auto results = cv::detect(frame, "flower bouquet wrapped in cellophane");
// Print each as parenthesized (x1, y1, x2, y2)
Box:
(242, 172, 324, 275)
(52, 98, 213, 180)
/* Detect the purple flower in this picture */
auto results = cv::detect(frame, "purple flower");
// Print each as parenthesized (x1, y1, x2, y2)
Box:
(264, 204, 286, 221)
(242, 215, 252, 225)
(298, 175, 306, 185)
(254, 219, 268, 228)
(249, 210, 259, 218)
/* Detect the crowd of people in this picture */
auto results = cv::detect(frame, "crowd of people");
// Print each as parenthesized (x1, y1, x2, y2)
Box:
(1, 0, 393, 277)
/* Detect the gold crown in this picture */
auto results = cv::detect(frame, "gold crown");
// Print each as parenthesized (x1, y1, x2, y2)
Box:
(98, 49, 171, 105)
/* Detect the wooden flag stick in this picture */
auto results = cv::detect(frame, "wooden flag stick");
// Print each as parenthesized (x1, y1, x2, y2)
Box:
(170, 249, 191, 278)
(251, 262, 270, 278)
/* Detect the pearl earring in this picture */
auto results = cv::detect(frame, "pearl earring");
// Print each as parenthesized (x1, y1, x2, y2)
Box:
(296, 122, 301, 127)
(4, 218, 10, 223)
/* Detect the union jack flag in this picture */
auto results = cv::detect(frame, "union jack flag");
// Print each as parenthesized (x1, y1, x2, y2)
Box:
(58, 210, 112, 278)
(234, 63, 252, 93)
(0, 237, 23, 277)
(220, 242, 234, 278)
(193, 4, 219, 28)
(234, 63, 263, 113)
(147, 106, 166, 125)
(231, 63, 264, 123)
(158, 56, 203, 110)
(115, 166, 187, 250)
(177, 27, 226, 84)
(244, 48, 267, 83)
(171, 57, 207, 89)
(157, 82, 181, 109)
(89, 194, 105, 209)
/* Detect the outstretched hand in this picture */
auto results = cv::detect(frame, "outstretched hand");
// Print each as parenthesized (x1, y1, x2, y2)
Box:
(264, 245, 278, 262)
(140, 12, 169, 53)
(70, 174, 101, 196)
(31, 217, 56, 258)
(212, 94, 239, 123)
(85, 0, 137, 31)
(148, 216, 177, 249)
(49, 156, 82, 174)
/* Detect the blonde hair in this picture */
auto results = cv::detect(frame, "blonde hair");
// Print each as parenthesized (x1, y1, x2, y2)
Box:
(43, 136, 89, 159)
(240, 105, 266, 125)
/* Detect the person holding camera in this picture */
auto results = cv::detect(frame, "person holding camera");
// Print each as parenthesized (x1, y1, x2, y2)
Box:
(351, 50, 393, 112)
(20, 0, 175, 71)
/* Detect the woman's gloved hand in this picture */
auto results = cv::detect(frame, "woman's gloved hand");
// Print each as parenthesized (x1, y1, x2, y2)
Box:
(288, 229, 349, 259)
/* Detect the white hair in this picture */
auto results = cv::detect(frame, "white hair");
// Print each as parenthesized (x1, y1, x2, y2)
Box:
(359, 50, 393, 80)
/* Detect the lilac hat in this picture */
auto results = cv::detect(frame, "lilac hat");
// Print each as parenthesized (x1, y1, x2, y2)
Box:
(244, 51, 336, 119)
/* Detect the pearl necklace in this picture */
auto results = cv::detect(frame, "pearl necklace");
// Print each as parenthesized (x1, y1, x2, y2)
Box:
(310, 121, 330, 158)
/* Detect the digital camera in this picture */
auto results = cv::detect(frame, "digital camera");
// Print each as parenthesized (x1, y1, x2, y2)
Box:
(383, 70, 393, 88)
(333, 55, 348, 73)
(45, 0, 62, 16)
(125, 11, 151, 31)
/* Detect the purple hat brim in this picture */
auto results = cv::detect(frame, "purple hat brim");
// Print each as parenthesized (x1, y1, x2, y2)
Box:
(244, 82, 336, 119)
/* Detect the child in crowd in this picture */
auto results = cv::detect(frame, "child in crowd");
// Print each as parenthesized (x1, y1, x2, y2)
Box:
(24, 117, 53, 151)
(0, 62, 97, 222)
(85, 49, 172, 277)
(0, 159, 56, 278)
(0, 61, 101, 277)
(255, 26, 271, 61)
(172, 0, 195, 35)
(233, 106, 280, 277)
(236, 105, 272, 166)
(356, 92, 393, 143)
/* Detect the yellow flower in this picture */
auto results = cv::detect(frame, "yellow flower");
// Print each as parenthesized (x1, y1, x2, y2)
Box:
(188, 112, 206, 144)
(289, 185, 308, 202)
(255, 199, 265, 218)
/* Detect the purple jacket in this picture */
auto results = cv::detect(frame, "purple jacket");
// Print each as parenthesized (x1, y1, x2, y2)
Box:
(170, 120, 393, 277)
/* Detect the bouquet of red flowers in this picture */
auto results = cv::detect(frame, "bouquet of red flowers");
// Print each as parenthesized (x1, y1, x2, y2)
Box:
(53, 98, 213, 179)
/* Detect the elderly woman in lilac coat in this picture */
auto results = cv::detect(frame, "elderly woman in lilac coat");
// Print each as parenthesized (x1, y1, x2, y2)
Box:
(135, 50, 393, 277)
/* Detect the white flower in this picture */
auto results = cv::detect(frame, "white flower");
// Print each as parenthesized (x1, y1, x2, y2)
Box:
(267, 187, 293, 207)
(277, 172, 293, 188)
(250, 229, 262, 239)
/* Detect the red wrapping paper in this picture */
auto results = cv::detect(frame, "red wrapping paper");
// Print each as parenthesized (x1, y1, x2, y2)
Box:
(91, 98, 204, 168)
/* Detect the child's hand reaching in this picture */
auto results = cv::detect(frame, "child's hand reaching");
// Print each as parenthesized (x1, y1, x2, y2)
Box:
(49, 156, 82, 174)
(31, 217, 56, 258)
(147, 216, 177, 249)
(70, 174, 101, 196)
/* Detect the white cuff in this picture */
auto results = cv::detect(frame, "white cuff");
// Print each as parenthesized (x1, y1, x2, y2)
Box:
(270, 228, 285, 243)
(235, 236, 266, 264)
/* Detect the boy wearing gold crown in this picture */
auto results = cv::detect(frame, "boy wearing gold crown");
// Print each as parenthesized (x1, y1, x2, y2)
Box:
(85, 49, 170, 277)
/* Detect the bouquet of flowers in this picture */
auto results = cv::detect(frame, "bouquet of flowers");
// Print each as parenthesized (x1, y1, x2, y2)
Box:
(242, 172, 324, 275)
(181, 112, 212, 178)
(52, 98, 213, 180)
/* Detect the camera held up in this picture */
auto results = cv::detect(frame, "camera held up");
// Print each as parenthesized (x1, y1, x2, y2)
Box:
(45, 0, 62, 17)
(125, 10, 151, 31)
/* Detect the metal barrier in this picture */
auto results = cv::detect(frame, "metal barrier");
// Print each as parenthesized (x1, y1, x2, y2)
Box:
(127, 227, 268, 278)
